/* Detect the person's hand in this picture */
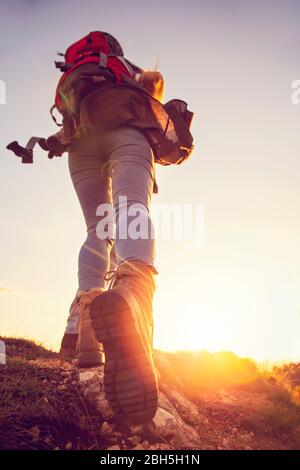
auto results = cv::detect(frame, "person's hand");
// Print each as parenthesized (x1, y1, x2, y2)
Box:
(38, 129, 69, 158)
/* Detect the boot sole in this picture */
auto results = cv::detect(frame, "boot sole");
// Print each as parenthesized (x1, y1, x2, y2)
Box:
(89, 291, 158, 424)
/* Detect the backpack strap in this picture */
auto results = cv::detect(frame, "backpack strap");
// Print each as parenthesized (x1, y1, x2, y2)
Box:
(124, 58, 144, 75)
(116, 56, 135, 76)
(99, 51, 137, 78)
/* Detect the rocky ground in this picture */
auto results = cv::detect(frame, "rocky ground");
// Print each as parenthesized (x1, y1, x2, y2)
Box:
(1, 338, 300, 450)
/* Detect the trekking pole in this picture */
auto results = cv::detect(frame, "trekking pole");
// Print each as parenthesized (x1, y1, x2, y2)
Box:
(6, 130, 68, 163)
(6, 137, 43, 163)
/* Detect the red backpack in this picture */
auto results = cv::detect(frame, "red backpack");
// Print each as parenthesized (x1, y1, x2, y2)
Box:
(54, 31, 143, 116)
(7, 31, 195, 166)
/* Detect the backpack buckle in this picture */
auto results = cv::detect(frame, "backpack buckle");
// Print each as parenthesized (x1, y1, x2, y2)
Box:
(99, 51, 108, 68)
(55, 61, 71, 72)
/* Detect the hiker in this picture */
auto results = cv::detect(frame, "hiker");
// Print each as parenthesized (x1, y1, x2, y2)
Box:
(7, 31, 194, 424)
(59, 69, 166, 364)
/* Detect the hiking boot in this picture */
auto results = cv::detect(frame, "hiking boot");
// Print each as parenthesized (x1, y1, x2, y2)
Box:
(59, 333, 78, 358)
(59, 329, 105, 366)
(77, 288, 105, 368)
(85, 260, 159, 424)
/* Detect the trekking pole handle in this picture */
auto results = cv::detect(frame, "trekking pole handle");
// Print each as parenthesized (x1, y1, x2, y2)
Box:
(6, 141, 33, 164)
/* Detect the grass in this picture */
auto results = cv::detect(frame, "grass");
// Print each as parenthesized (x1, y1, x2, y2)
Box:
(237, 377, 300, 448)
(0, 337, 105, 450)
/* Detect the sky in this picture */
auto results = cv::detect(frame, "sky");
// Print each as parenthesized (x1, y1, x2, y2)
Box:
(0, 0, 300, 362)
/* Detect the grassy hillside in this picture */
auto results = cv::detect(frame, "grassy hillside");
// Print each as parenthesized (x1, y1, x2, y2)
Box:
(0, 337, 300, 450)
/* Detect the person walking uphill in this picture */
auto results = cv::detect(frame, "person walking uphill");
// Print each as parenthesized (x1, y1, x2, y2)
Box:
(7, 31, 194, 424)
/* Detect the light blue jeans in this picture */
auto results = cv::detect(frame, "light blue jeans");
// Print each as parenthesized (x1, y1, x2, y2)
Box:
(65, 126, 157, 334)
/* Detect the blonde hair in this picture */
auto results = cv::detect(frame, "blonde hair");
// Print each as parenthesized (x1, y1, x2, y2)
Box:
(138, 71, 165, 103)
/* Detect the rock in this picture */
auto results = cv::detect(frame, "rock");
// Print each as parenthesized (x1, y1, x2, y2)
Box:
(94, 392, 113, 419)
(101, 421, 114, 435)
(169, 390, 200, 421)
(153, 405, 199, 446)
(77, 369, 113, 419)
(79, 371, 96, 382)
(170, 390, 199, 417)
(158, 392, 175, 415)
(153, 407, 174, 429)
